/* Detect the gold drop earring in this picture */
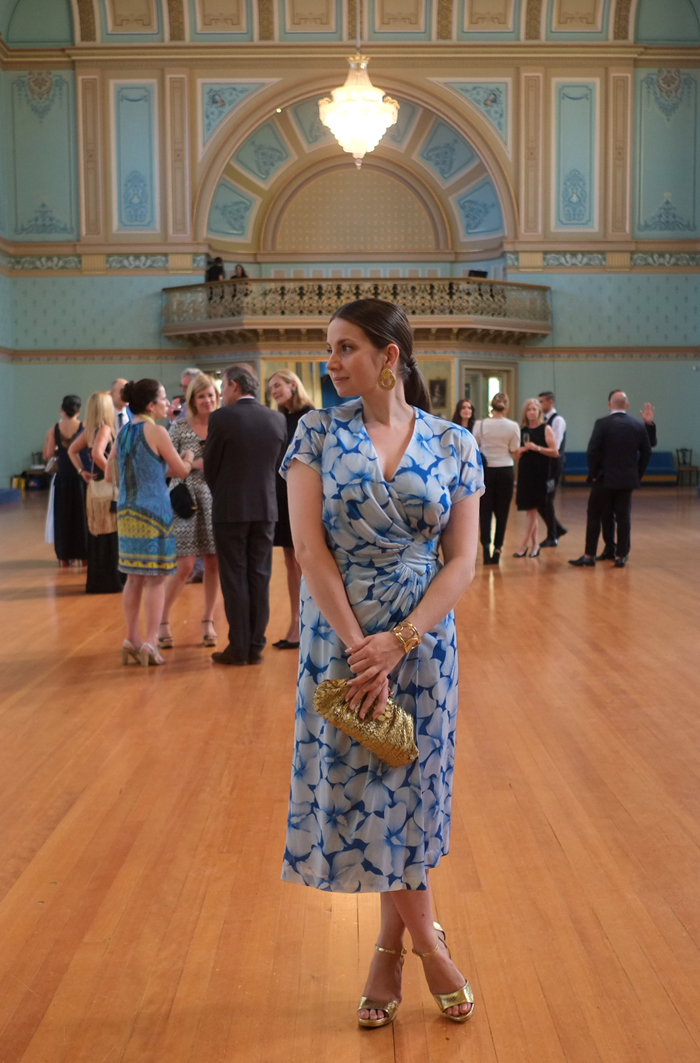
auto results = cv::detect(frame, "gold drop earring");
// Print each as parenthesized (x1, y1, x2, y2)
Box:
(378, 367, 396, 390)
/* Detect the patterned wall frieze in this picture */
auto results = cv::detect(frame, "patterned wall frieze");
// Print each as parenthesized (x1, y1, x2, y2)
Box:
(0, 252, 213, 274)
(111, 81, 159, 232)
(106, 254, 169, 268)
(105, 0, 158, 33)
(464, 0, 515, 31)
(437, 0, 454, 38)
(613, 0, 633, 40)
(631, 252, 700, 267)
(552, 80, 599, 231)
(258, 0, 275, 38)
(436, 79, 510, 149)
(506, 251, 700, 270)
(166, 75, 191, 237)
(78, 76, 103, 238)
(608, 73, 631, 236)
(543, 251, 606, 266)
(167, 0, 186, 39)
(11, 255, 82, 271)
(520, 72, 543, 235)
(525, 0, 543, 38)
(76, 0, 98, 41)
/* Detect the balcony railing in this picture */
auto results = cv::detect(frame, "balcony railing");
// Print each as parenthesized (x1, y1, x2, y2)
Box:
(162, 276, 551, 347)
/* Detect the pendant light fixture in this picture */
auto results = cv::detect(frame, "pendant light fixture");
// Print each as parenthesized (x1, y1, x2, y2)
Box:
(318, 1, 399, 169)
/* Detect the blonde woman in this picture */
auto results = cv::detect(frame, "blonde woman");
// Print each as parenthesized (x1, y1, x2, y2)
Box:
(513, 398, 559, 558)
(159, 374, 220, 649)
(472, 392, 521, 565)
(268, 369, 315, 649)
(68, 391, 124, 594)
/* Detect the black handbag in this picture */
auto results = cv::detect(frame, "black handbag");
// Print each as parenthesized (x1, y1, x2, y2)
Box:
(170, 482, 197, 519)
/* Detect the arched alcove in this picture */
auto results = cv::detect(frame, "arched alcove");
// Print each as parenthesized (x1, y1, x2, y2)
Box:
(6, 0, 73, 45)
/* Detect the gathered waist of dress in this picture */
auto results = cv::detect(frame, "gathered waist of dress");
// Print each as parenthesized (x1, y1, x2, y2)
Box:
(332, 537, 438, 579)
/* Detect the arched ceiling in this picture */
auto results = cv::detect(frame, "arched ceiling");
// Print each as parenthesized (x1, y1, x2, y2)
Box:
(1, 0, 699, 48)
(203, 92, 508, 257)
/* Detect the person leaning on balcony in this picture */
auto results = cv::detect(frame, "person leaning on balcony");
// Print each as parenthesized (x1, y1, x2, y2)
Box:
(472, 392, 521, 565)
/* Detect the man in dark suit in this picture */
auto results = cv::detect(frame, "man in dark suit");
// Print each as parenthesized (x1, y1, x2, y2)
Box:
(569, 390, 652, 569)
(204, 363, 287, 665)
(598, 401, 657, 559)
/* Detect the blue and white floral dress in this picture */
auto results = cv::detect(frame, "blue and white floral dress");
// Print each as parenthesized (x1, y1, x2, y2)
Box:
(280, 399, 483, 893)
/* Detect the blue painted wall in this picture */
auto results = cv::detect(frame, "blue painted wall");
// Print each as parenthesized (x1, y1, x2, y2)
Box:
(634, 69, 699, 239)
(636, 0, 700, 44)
(6, 0, 73, 46)
(554, 81, 597, 230)
(0, 270, 13, 348)
(113, 83, 158, 231)
(5, 70, 78, 242)
(0, 357, 15, 486)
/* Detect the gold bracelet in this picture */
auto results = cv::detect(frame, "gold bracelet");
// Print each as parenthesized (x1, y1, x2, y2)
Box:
(392, 621, 421, 654)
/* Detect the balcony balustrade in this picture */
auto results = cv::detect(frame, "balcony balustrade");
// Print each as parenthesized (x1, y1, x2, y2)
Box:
(162, 276, 551, 347)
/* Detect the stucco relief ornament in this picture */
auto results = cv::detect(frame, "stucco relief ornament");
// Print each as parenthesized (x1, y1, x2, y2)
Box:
(123, 171, 149, 225)
(562, 170, 588, 224)
(642, 69, 696, 121)
(15, 72, 67, 121)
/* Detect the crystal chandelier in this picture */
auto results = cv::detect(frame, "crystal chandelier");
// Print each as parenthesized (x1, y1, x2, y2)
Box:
(318, 4, 398, 168)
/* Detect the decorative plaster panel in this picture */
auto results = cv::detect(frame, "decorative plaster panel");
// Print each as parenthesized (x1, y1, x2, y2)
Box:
(418, 119, 477, 184)
(613, 0, 632, 39)
(552, 0, 603, 31)
(200, 81, 268, 150)
(105, 0, 158, 32)
(543, 252, 606, 266)
(232, 121, 292, 185)
(608, 73, 631, 235)
(78, 76, 103, 238)
(290, 98, 334, 148)
(455, 178, 504, 236)
(167, 0, 186, 38)
(464, 0, 514, 30)
(520, 72, 543, 234)
(112, 82, 159, 231)
(195, 0, 247, 31)
(552, 80, 598, 230)
(274, 168, 438, 252)
(208, 179, 258, 240)
(439, 80, 509, 145)
(374, 0, 426, 31)
(635, 70, 698, 238)
(166, 76, 190, 237)
(436, 0, 453, 37)
(284, 0, 336, 31)
(383, 98, 420, 148)
(76, 0, 97, 40)
(525, 0, 543, 37)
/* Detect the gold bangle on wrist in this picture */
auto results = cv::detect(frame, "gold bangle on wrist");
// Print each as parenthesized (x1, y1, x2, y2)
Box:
(392, 621, 421, 654)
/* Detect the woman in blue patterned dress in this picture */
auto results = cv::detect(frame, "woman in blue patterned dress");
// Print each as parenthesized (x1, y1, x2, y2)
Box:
(281, 300, 483, 1028)
(112, 379, 194, 667)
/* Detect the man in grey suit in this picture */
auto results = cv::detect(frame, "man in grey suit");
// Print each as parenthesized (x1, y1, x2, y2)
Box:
(569, 390, 652, 569)
(204, 363, 287, 665)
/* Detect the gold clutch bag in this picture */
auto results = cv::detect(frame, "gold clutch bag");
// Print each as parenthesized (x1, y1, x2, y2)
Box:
(313, 678, 418, 769)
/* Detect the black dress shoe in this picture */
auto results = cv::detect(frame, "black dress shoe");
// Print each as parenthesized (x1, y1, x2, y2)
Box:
(596, 550, 615, 561)
(540, 538, 558, 547)
(212, 650, 248, 666)
(272, 639, 300, 649)
(556, 526, 568, 537)
(614, 557, 628, 568)
(568, 556, 595, 567)
(248, 652, 264, 664)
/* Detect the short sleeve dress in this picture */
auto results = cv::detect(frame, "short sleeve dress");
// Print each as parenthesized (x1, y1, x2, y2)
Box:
(168, 419, 216, 556)
(515, 423, 552, 510)
(280, 399, 483, 893)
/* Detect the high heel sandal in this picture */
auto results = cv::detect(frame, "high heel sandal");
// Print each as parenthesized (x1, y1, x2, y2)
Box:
(201, 619, 217, 647)
(412, 922, 474, 1024)
(513, 549, 528, 558)
(139, 642, 165, 667)
(121, 639, 141, 665)
(157, 623, 174, 649)
(529, 546, 541, 558)
(358, 945, 407, 1029)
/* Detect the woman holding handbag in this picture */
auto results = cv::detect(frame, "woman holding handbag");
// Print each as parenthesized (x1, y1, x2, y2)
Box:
(68, 391, 125, 594)
(282, 299, 483, 1028)
(159, 374, 220, 649)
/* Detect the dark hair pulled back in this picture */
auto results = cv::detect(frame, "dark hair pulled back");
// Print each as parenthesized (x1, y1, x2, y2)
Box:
(61, 394, 82, 417)
(121, 378, 161, 415)
(330, 299, 431, 413)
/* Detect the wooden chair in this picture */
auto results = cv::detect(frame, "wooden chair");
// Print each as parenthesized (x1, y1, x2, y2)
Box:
(676, 449, 699, 486)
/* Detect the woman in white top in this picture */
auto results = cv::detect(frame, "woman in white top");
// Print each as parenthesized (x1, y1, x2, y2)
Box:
(472, 393, 521, 565)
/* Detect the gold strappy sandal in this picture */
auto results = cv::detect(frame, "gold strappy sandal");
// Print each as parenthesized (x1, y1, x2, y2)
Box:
(358, 944, 406, 1029)
(413, 922, 474, 1024)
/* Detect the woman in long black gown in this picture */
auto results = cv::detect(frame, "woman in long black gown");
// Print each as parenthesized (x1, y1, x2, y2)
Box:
(268, 369, 314, 649)
(42, 395, 88, 567)
(69, 391, 125, 594)
(513, 397, 559, 558)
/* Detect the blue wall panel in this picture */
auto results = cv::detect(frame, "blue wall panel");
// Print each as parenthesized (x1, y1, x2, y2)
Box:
(113, 83, 158, 231)
(207, 179, 257, 240)
(455, 178, 504, 237)
(9, 70, 78, 242)
(554, 81, 597, 230)
(233, 121, 291, 185)
(634, 69, 699, 239)
(419, 119, 477, 184)
(6, 0, 73, 46)
(636, 0, 700, 44)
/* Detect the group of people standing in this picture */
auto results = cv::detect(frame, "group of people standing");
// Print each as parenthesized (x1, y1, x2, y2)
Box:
(453, 389, 567, 564)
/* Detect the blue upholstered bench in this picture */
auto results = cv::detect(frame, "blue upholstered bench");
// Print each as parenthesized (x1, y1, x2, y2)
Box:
(561, 452, 678, 485)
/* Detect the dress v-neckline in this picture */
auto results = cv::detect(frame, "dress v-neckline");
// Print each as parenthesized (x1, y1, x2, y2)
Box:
(358, 407, 418, 484)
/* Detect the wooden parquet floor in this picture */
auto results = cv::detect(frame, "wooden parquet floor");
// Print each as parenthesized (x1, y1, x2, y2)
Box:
(0, 488, 699, 1063)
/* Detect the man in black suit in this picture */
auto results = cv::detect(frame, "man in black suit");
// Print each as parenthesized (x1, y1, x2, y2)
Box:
(204, 363, 287, 665)
(569, 390, 652, 569)
(598, 401, 657, 559)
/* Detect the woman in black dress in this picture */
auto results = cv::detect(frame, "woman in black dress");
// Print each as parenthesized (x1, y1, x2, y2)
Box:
(268, 369, 314, 649)
(42, 395, 88, 567)
(514, 397, 559, 558)
(451, 398, 475, 433)
(68, 392, 125, 594)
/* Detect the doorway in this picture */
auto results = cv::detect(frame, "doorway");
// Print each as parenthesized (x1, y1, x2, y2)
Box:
(459, 360, 518, 421)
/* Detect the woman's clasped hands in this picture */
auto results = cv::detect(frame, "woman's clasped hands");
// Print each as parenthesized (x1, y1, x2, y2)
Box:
(345, 631, 405, 718)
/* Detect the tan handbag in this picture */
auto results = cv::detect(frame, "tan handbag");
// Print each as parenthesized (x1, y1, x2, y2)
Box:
(86, 435, 118, 536)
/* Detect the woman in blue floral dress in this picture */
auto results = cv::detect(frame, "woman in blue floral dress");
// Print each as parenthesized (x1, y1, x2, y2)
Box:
(281, 300, 483, 1028)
